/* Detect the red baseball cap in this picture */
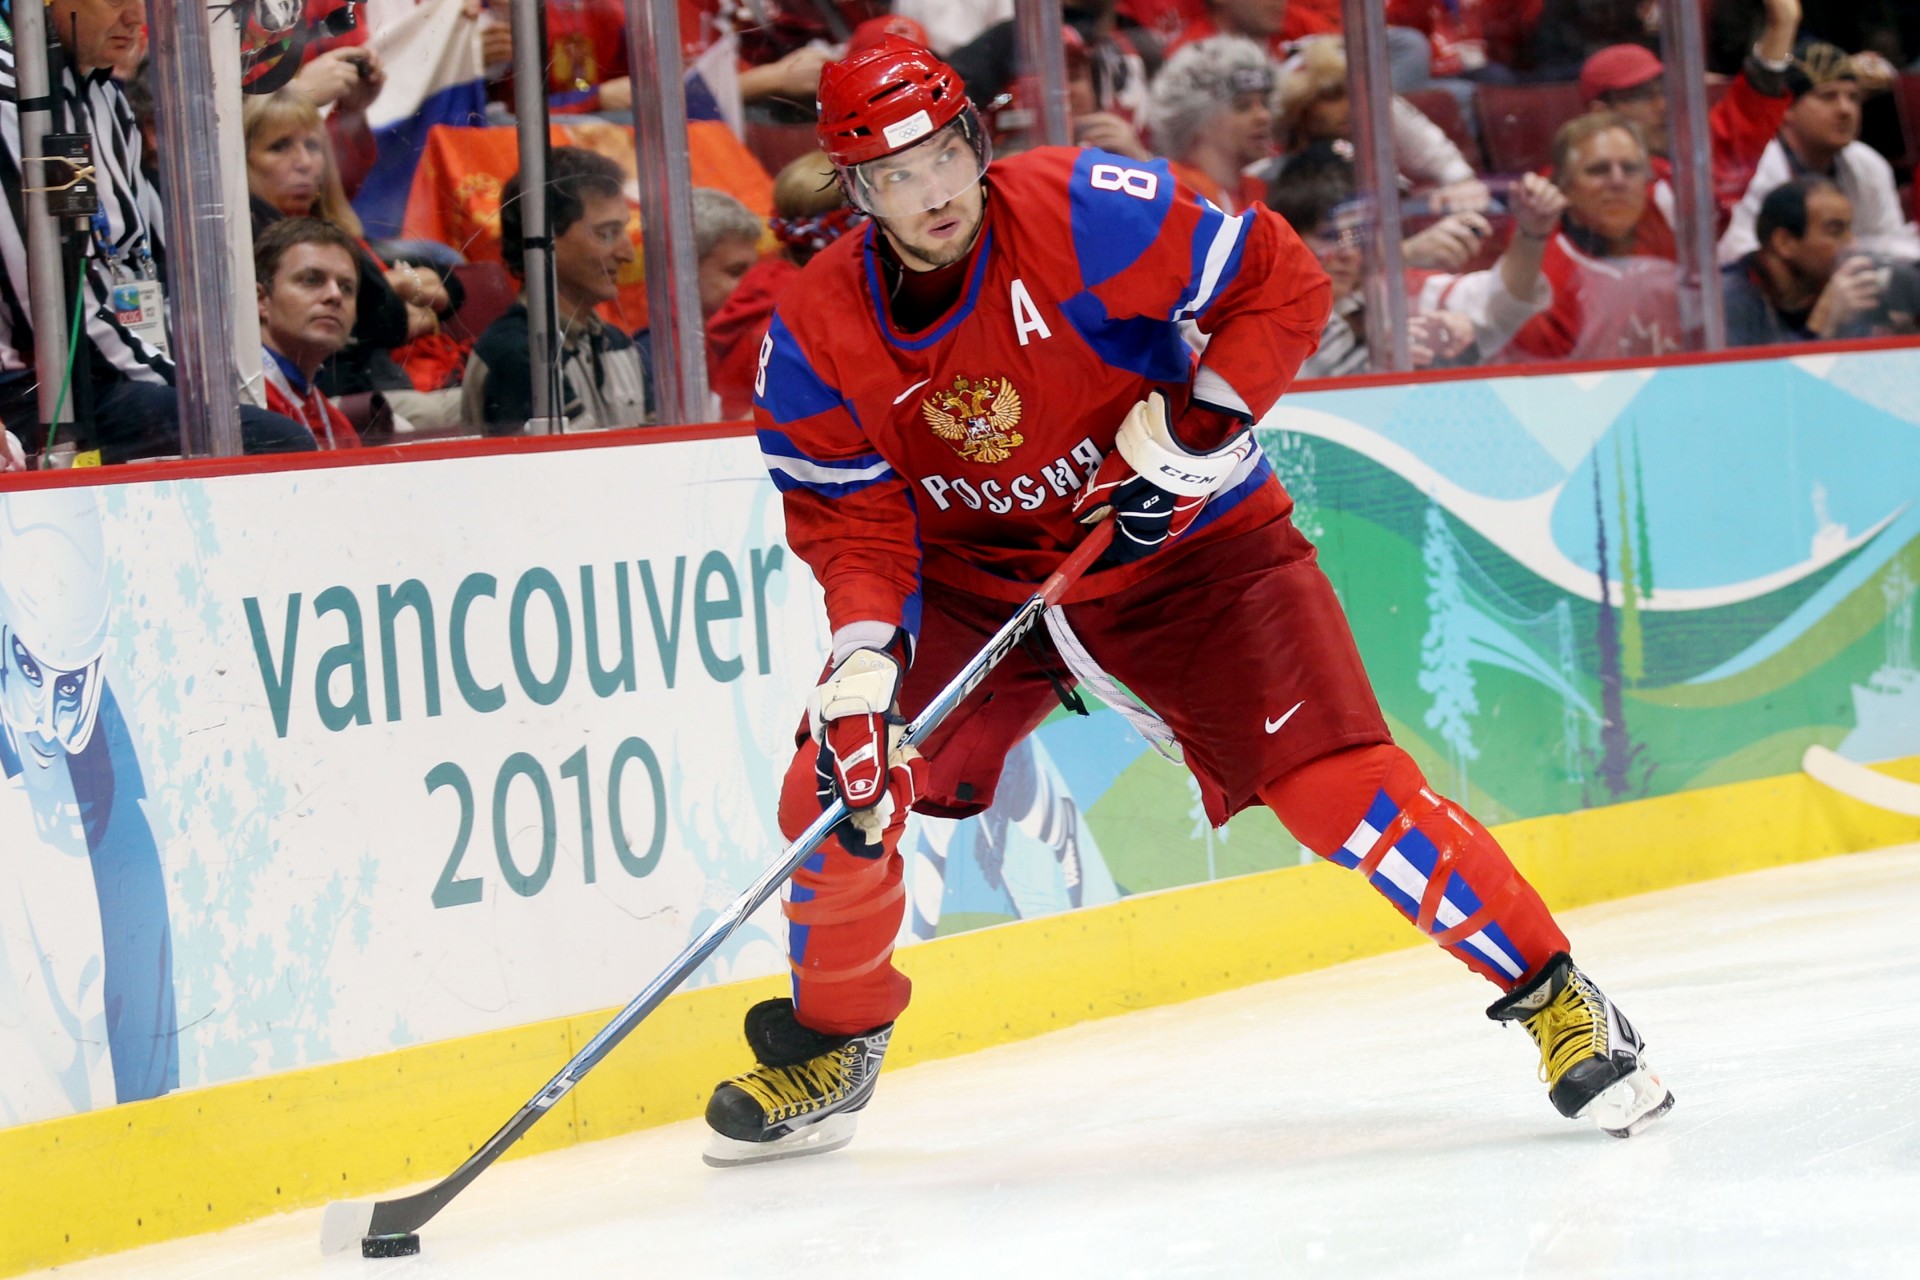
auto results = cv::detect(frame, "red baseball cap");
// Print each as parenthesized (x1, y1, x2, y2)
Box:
(1580, 44, 1664, 103)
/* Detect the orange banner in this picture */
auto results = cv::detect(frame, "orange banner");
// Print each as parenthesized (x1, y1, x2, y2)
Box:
(401, 120, 774, 332)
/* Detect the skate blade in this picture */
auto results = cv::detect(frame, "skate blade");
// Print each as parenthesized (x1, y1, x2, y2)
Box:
(702, 1112, 858, 1168)
(1589, 1067, 1675, 1138)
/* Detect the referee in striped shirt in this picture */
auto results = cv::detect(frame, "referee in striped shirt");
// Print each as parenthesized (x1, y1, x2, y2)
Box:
(0, 0, 314, 462)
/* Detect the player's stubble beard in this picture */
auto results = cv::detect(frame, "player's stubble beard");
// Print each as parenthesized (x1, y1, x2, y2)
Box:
(878, 183, 987, 272)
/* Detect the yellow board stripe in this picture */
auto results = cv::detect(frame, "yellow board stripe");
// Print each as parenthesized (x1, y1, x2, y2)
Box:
(5, 758, 1918, 1276)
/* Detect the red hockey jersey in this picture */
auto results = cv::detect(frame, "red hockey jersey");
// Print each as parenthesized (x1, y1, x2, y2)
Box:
(752, 146, 1329, 642)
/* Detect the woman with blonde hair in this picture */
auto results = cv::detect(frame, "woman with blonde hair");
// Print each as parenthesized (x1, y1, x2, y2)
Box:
(243, 89, 466, 419)
(707, 149, 865, 419)
(1271, 36, 1489, 214)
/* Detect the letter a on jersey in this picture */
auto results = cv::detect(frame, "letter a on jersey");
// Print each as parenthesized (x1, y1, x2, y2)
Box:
(1010, 278, 1052, 346)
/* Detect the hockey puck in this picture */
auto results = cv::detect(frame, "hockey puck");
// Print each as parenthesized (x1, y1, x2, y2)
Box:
(361, 1232, 421, 1259)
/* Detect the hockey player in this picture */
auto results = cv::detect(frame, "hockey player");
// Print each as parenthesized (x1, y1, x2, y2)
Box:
(706, 35, 1673, 1165)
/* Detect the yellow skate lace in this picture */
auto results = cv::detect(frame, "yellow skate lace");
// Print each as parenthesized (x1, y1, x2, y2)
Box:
(729, 1049, 852, 1122)
(1524, 978, 1607, 1087)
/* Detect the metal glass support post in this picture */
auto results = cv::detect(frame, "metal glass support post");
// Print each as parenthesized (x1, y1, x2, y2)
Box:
(13, 0, 75, 458)
(147, 0, 241, 456)
(1014, 0, 1071, 149)
(512, 0, 564, 433)
(623, 0, 708, 424)
(211, 8, 264, 407)
(1661, 0, 1727, 351)
(1342, 0, 1410, 372)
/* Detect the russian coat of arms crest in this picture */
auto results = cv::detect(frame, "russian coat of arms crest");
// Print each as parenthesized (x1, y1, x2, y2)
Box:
(920, 375, 1025, 464)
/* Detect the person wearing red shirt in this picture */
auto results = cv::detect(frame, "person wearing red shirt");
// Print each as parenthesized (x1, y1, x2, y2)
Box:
(255, 218, 363, 450)
(1505, 112, 1693, 362)
(700, 36, 1673, 1169)
(1577, 0, 1801, 226)
(709, 151, 867, 420)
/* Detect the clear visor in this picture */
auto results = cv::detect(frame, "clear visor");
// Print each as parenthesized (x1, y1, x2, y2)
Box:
(846, 115, 991, 219)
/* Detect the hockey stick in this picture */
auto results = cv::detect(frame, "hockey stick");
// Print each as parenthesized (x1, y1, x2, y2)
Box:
(1802, 745, 1920, 817)
(320, 519, 1116, 1256)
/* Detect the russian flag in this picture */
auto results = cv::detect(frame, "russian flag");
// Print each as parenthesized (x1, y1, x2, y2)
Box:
(350, 0, 489, 239)
(683, 31, 742, 136)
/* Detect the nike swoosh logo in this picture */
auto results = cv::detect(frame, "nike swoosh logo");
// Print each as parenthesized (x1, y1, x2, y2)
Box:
(893, 378, 931, 406)
(1265, 701, 1305, 734)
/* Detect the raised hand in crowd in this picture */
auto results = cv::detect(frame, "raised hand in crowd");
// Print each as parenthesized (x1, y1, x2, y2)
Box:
(1847, 49, 1897, 95)
(1403, 210, 1493, 271)
(1757, 0, 1802, 65)
(292, 47, 387, 115)
(387, 262, 452, 316)
(1073, 111, 1151, 161)
(1809, 252, 1887, 338)
(1497, 172, 1568, 314)
(741, 44, 838, 106)
(1408, 311, 1478, 367)
(1510, 171, 1570, 240)
(468, 0, 515, 73)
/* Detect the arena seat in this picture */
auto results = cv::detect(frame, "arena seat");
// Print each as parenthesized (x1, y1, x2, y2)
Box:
(1475, 82, 1586, 175)
(1893, 74, 1920, 174)
(446, 261, 518, 345)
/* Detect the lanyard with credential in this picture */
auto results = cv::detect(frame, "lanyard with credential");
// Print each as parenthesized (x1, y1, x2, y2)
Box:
(95, 209, 170, 358)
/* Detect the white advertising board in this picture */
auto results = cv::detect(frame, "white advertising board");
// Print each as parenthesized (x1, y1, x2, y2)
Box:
(0, 437, 826, 1126)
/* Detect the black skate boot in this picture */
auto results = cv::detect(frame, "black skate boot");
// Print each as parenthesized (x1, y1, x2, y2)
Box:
(1488, 953, 1674, 1138)
(702, 998, 892, 1167)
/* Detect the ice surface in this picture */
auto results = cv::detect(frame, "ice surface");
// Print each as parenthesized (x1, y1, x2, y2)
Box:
(25, 844, 1920, 1279)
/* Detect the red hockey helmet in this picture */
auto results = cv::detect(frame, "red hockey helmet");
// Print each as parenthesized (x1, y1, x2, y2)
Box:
(817, 35, 991, 218)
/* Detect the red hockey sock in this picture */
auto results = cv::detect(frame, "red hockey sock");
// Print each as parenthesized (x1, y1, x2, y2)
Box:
(1259, 744, 1568, 990)
(777, 740, 913, 1036)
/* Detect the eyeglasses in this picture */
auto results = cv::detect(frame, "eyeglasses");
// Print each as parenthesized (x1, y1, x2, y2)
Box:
(1577, 159, 1649, 180)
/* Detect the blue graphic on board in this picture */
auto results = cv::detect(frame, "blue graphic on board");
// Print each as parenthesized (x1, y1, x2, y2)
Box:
(0, 491, 178, 1114)
(902, 735, 1119, 938)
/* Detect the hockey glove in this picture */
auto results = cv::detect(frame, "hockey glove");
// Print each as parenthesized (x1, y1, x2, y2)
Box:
(1072, 391, 1257, 565)
(809, 647, 929, 857)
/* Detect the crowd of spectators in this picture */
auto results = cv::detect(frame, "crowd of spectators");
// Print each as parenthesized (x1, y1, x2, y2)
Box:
(7, 0, 1920, 470)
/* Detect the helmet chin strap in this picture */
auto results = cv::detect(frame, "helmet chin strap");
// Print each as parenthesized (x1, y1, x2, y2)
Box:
(878, 183, 988, 280)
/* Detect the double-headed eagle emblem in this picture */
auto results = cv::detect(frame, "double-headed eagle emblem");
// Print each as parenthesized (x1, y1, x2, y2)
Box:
(921, 375, 1025, 464)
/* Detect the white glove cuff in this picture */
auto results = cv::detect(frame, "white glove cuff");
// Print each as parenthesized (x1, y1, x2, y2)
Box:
(1113, 393, 1255, 498)
(808, 647, 902, 737)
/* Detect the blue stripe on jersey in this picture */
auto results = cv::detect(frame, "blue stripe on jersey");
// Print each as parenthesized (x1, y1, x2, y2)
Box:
(1060, 291, 1195, 383)
(863, 225, 995, 351)
(1172, 201, 1253, 322)
(899, 489, 926, 649)
(756, 312, 847, 425)
(1070, 150, 1175, 288)
(1182, 453, 1274, 539)
(757, 429, 897, 499)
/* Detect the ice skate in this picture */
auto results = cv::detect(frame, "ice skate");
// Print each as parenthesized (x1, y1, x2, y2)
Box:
(1488, 952, 1674, 1137)
(703, 998, 892, 1167)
